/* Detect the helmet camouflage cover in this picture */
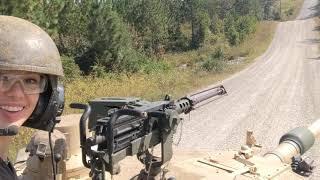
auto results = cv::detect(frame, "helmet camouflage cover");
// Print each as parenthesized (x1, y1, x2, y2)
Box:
(0, 15, 63, 76)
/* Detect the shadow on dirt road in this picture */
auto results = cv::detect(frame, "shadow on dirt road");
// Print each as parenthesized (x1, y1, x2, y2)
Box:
(300, 38, 320, 45)
(308, 56, 320, 60)
(299, 0, 320, 19)
(307, 2, 320, 19)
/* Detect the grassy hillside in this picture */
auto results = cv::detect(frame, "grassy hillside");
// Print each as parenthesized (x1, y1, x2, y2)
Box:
(277, 0, 304, 20)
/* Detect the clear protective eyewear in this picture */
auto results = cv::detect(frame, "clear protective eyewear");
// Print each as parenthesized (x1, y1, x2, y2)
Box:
(0, 73, 47, 95)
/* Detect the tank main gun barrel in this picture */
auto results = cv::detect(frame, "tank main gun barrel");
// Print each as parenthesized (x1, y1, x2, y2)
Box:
(264, 119, 320, 163)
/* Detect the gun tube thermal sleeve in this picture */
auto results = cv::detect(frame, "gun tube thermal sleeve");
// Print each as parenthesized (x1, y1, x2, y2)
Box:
(264, 119, 320, 163)
(279, 127, 315, 155)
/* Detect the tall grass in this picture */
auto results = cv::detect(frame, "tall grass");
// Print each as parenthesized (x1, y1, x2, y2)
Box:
(229, 21, 277, 63)
(64, 72, 197, 114)
(274, 0, 304, 20)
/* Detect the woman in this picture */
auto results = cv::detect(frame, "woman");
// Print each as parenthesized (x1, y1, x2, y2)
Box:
(0, 15, 64, 179)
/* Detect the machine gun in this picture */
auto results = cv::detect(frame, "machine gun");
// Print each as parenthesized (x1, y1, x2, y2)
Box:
(70, 85, 227, 180)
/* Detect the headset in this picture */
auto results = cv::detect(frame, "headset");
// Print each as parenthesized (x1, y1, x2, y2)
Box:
(23, 76, 65, 131)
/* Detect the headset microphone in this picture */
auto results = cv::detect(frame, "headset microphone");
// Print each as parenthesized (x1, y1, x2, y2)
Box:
(0, 125, 19, 136)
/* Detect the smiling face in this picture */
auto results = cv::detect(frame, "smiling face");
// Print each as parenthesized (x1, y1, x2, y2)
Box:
(0, 71, 40, 127)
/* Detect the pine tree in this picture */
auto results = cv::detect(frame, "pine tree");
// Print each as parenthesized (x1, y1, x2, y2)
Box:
(184, 0, 210, 48)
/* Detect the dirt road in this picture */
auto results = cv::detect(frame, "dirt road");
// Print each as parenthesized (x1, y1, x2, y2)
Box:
(113, 1, 320, 179)
(174, 0, 320, 172)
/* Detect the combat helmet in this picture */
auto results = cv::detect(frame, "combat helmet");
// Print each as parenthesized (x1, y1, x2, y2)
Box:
(0, 15, 64, 131)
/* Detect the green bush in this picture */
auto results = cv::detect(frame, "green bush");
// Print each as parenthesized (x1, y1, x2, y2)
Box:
(225, 15, 257, 46)
(210, 14, 224, 34)
(141, 60, 171, 74)
(168, 29, 190, 52)
(91, 63, 108, 78)
(201, 58, 223, 72)
(61, 56, 81, 80)
(213, 46, 225, 59)
(204, 33, 221, 46)
(227, 26, 240, 45)
(236, 15, 257, 42)
(273, 11, 281, 20)
(191, 11, 211, 48)
(285, 8, 294, 17)
(200, 46, 227, 72)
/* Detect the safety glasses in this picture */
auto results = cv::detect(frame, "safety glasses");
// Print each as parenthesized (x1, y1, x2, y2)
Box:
(0, 73, 47, 95)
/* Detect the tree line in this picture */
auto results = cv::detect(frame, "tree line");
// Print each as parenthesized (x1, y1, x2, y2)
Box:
(0, 0, 280, 77)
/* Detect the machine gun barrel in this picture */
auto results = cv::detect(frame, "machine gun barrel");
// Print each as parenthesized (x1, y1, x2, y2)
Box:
(264, 119, 320, 163)
(174, 85, 226, 114)
(188, 85, 227, 105)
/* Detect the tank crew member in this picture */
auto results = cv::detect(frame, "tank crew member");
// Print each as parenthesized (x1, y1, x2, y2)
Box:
(0, 15, 64, 179)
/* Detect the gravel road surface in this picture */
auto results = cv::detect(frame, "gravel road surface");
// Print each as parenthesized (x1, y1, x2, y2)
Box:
(113, 1, 320, 179)
(174, 0, 320, 176)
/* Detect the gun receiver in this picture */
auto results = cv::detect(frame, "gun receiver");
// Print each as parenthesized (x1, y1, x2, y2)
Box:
(71, 85, 227, 180)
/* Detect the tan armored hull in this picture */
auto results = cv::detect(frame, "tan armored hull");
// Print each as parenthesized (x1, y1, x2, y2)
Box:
(110, 149, 304, 180)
